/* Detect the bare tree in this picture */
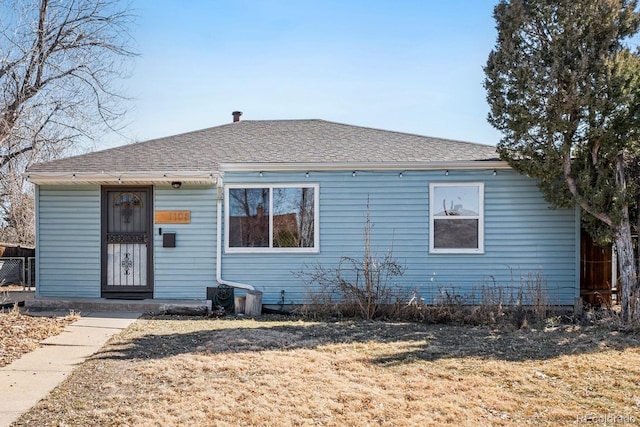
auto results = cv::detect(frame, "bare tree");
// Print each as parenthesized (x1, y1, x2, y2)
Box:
(0, 158, 34, 244)
(0, 0, 135, 244)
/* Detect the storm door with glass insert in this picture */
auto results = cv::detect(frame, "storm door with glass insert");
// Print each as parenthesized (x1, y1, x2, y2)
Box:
(102, 187, 153, 298)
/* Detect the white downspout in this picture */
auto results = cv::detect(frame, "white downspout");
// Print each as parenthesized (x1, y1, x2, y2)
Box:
(216, 177, 255, 291)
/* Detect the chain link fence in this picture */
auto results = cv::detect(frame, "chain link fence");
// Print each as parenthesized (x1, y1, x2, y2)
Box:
(0, 257, 34, 290)
(27, 257, 35, 289)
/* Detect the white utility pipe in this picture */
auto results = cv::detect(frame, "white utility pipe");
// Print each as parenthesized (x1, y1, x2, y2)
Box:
(215, 177, 255, 291)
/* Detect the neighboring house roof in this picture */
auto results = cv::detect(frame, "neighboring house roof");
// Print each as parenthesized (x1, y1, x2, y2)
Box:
(26, 119, 502, 185)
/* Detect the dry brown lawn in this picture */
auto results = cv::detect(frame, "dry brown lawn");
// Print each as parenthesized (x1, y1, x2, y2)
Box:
(12, 315, 640, 427)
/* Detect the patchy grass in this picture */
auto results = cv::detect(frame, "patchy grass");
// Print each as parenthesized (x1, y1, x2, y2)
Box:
(0, 307, 78, 367)
(13, 316, 640, 427)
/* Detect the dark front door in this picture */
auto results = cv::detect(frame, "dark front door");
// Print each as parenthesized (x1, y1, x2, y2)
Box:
(102, 187, 153, 298)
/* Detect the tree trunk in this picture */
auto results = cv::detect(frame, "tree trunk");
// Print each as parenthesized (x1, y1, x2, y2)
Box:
(637, 191, 640, 281)
(613, 154, 640, 324)
(614, 220, 639, 323)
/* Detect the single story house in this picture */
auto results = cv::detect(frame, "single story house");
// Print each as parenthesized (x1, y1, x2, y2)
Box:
(26, 113, 581, 307)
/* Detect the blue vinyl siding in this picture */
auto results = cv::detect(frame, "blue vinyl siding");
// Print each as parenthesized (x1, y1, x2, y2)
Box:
(36, 185, 101, 297)
(153, 185, 217, 299)
(35, 169, 579, 305)
(220, 169, 578, 305)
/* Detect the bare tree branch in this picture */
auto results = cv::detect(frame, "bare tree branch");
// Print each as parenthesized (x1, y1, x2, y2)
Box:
(0, 0, 136, 244)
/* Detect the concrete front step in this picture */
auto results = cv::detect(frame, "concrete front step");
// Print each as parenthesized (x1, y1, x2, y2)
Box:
(24, 297, 211, 315)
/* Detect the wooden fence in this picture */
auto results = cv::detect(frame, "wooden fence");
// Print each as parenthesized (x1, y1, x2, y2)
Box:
(580, 229, 615, 306)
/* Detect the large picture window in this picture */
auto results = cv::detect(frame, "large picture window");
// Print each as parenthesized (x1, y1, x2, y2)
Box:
(429, 182, 484, 254)
(226, 184, 319, 253)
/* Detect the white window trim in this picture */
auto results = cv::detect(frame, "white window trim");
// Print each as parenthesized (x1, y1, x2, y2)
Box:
(429, 182, 484, 254)
(225, 183, 320, 254)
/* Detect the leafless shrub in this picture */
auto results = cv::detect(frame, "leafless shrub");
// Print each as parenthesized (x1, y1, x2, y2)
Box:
(298, 205, 559, 327)
(297, 198, 406, 320)
(297, 249, 407, 321)
(579, 298, 627, 330)
(414, 270, 556, 327)
(522, 270, 550, 320)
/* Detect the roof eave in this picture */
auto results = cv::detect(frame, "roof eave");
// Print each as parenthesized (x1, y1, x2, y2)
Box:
(218, 160, 509, 172)
(25, 161, 510, 185)
(24, 171, 222, 186)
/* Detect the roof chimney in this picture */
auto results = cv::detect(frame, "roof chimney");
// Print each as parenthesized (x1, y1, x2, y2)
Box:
(232, 111, 242, 122)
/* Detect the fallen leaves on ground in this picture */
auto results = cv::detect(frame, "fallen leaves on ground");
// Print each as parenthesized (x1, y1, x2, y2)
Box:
(0, 308, 77, 367)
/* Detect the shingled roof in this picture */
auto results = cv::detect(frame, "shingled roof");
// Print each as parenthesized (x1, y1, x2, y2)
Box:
(26, 119, 501, 184)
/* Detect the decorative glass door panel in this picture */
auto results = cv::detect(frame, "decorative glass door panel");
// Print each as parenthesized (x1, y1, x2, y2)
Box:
(107, 239, 147, 286)
(102, 188, 152, 297)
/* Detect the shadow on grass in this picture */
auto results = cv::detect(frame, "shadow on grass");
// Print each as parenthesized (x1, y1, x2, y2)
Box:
(90, 315, 639, 365)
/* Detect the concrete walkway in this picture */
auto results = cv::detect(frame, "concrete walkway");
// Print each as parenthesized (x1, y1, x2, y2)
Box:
(0, 312, 140, 427)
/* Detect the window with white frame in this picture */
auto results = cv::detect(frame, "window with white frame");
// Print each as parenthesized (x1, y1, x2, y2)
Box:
(225, 184, 319, 252)
(429, 182, 484, 254)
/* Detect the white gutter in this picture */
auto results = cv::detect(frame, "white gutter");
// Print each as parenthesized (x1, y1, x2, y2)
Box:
(218, 160, 509, 172)
(24, 171, 222, 185)
(215, 177, 255, 291)
(25, 161, 510, 183)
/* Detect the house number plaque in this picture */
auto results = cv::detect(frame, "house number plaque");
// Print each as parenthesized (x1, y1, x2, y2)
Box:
(155, 210, 191, 224)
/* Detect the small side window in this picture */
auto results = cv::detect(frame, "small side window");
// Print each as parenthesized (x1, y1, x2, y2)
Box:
(429, 183, 484, 254)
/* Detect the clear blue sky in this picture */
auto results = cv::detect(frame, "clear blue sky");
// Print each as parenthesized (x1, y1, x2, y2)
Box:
(104, 0, 503, 149)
